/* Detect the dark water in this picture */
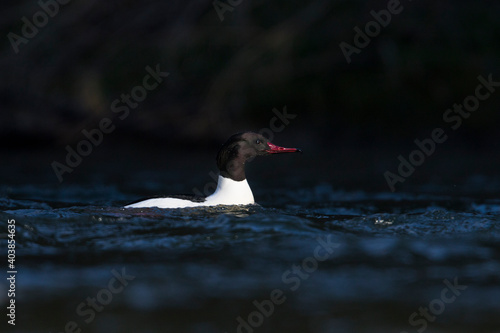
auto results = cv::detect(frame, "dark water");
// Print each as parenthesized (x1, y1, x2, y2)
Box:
(1, 149, 500, 333)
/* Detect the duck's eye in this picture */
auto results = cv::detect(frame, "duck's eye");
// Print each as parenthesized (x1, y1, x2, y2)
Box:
(255, 139, 261, 144)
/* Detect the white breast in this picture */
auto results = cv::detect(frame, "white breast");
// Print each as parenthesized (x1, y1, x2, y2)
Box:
(124, 175, 254, 209)
(204, 175, 254, 206)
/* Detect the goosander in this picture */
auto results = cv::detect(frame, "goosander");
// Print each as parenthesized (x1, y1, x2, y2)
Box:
(125, 132, 301, 209)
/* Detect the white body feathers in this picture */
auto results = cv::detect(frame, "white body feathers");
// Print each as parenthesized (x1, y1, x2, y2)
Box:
(124, 176, 255, 209)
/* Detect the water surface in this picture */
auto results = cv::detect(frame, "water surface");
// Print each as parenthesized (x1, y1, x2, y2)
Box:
(1, 149, 500, 333)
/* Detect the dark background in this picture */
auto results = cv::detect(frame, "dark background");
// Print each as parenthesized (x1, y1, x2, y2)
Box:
(1, 0, 500, 193)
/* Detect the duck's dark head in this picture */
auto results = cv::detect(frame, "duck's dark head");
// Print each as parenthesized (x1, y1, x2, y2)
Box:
(216, 132, 302, 181)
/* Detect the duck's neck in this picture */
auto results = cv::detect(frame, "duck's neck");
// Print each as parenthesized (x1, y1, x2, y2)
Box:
(205, 175, 254, 205)
(220, 157, 246, 181)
